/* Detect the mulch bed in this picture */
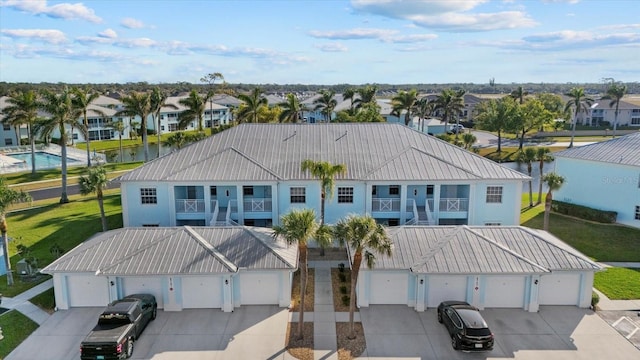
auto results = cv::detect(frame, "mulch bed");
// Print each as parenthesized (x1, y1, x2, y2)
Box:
(336, 322, 367, 360)
(331, 268, 357, 312)
(290, 268, 315, 312)
(286, 322, 314, 360)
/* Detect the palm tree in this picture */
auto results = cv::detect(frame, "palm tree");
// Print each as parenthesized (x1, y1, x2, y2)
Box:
(564, 87, 594, 148)
(72, 87, 102, 167)
(601, 81, 627, 138)
(510, 86, 529, 104)
(278, 93, 307, 123)
(38, 87, 82, 203)
(542, 172, 565, 231)
(334, 214, 392, 339)
(413, 97, 433, 132)
(150, 87, 177, 158)
(535, 147, 554, 205)
(1, 90, 39, 174)
(391, 89, 418, 126)
(313, 90, 337, 123)
(461, 132, 477, 151)
(79, 165, 109, 232)
(435, 89, 465, 139)
(354, 85, 377, 110)
(116, 91, 153, 161)
(343, 88, 356, 115)
(107, 120, 127, 163)
(0, 177, 31, 286)
(272, 209, 331, 339)
(515, 148, 537, 207)
(164, 131, 190, 150)
(236, 88, 267, 124)
(177, 89, 211, 132)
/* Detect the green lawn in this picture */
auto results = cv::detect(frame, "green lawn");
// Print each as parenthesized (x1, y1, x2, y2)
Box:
(30, 288, 56, 312)
(0, 310, 39, 359)
(594, 268, 640, 300)
(3, 161, 142, 186)
(476, 146, 566, 162)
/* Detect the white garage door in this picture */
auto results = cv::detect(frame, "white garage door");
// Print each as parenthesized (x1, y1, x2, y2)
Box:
(67, 275, 110, 307)
(427, 276, 467, 307)
(240, 273, 279, 305)
(539, 273, 580, 305)
(182, 276, 223, 308)
(484, 276, 526, 308)
(122, 277, 164, 308)
(369, 272, 409, 304)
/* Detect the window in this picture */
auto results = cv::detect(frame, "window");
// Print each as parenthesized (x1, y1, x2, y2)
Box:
(290, 187, 306, 203)
(3, 124, 10, 131)
(486, 186, 503, 203)
(426, 185, 434, 196)
(372, 185, 377, 196)
(142, 224, 159, 227)
(337, 187, 354, 203)
(243, 186, 253, 196)
(389, 185, 400, 195)
(635, 206, 640, 220)
(210, 186, 217, 196)
(485, 222, 501, 226)
(140, 188, 157, 204)
(4, 138, 12, 146)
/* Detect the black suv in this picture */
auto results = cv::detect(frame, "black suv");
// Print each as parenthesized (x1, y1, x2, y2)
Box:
(437, 301, 494, 351)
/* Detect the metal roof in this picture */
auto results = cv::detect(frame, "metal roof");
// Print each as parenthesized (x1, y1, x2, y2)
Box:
(554, 132, 640, 167)
(356, 226, 600, 274)
(42, 226, 297, 276)
(119, 123, 529, 182)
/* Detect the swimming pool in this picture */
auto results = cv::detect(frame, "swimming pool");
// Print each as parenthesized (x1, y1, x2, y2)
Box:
(6, 151, 81, 170)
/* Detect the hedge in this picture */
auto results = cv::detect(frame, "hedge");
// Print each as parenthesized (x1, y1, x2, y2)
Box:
(551, 200, 617, 223)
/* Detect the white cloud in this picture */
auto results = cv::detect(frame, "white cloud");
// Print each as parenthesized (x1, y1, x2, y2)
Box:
(1, 28, 67, 44)
(309, 28, 437, 43)
(0, 0, 102, 23)
(315, 43, 348, 52)
(482, 30, 640, 51)
(98, 28, 118, 39)
(121, 17, 144, 29)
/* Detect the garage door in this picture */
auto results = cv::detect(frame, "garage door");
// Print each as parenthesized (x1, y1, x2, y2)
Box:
(369, 272, 409, 304)
(484, 276, 526, 308)
(539, 273, 580, 305)
(122, 277, 164, 308)
(67, 275, 110, 307)
(182, 276, 223, 308)
(240, 273, 280, 305)
(427, 276, 467, 307)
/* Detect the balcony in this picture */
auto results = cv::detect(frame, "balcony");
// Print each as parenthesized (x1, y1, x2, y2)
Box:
(244, 198, 272, 213)
(175, 199, 205, 213)
(439, 198, 468, 212)
(372, 198, 401, 212)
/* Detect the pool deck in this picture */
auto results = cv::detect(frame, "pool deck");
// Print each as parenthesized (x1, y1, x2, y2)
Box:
(0, 144, 103, 174)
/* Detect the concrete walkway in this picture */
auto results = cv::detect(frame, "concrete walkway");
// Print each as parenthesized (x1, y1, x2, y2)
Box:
(1, 278, 53, 325)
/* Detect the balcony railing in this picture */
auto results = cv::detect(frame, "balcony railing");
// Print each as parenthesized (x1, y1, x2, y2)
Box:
(439, 198, 469, 212)
(175, 199, 205, 213)
(243, 198, 272, 212)
(372, 198, 400, 212)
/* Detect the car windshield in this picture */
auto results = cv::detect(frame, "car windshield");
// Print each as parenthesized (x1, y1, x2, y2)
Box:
(456, 309, 488, 329)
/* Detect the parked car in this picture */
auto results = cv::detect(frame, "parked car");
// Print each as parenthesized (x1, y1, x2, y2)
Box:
(437, 301, 494, 351)
(80, 294, 157, 360)
(447, 124, 465, 134)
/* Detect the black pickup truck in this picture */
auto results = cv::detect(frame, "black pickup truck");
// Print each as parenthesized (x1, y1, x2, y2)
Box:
(80, 294, 157, 360)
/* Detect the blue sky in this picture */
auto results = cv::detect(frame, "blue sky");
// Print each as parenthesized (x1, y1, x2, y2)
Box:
(1, 0, 638, 85)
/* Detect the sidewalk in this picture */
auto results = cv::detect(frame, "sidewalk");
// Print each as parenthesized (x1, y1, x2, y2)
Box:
(1, 278, 53, 325)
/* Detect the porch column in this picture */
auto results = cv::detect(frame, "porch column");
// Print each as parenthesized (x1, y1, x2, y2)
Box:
(468, 183, 476, 225)
(528, 275, 540, 312)
(364, 183, 372, 215)
(236, 185, 244, 225)
(222, 274, 234, 312)
(433, 184, 441, 225)
(107, 276, 118, 302)
(400, 184, 407, 224)
(204, 186, 211, 225)
(415, 275, 426, 312)
(271, 183, 279, 226)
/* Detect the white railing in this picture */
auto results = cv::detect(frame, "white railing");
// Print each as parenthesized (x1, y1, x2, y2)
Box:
(439, 198, 469, 212)
(372, 198, 400, 212)
(175, 199, 205, 213)
(209, 200, 219, 226)
(243, 198, 272, 212)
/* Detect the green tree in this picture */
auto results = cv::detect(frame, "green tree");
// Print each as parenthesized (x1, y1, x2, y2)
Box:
(236, 87, 267, 123)
(272, 209, 331, 339)
(413, 97, 434, 132)
(601, 80, 627, 138)
(278, 93, 307, 123)
(391, 89, 418, 126)
(116, 91, 153, 161)
(514, 98, 549, 149)
(177, 89, 212, 132)
(1, 90, 39, 174)
(435, 89, 465, 139)
(461, 132, 477, 150)
(164, 131, 195, 150)
(38, 87, 82, 203)
(564, 87, 594, 148)
(334, 214, 392, 339)
(107, 120, 127, 163)
(79, 165, 109, 232)
(343, 88, 356, 115)
(542, 172, 565, 231)
(313, 90, 337, 123)
(354, 85, 378, 110)
(0, 177, 31, 286)
(72, 87, 102, 167)
(535, 93, 565, 131)
(510, 86, 529, 104)
(515, 148, 537, 207)
(150, 87, 177, 158)
(474, 97, 519, 153)
(536, 147, 554, 205)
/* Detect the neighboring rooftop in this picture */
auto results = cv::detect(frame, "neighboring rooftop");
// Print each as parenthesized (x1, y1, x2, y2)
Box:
(554, 132, 640, 167)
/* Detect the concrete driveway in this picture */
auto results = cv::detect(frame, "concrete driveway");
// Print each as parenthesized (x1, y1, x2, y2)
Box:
(358, 305, 639, 360)
(7, 306, 291, 360)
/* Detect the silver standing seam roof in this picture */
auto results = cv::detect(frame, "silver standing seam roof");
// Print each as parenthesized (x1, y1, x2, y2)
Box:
(554, 132, 640, 167)
(352, 226, 600, 274)
(118, 123, 530, 182)
(42, 226, 297, 276)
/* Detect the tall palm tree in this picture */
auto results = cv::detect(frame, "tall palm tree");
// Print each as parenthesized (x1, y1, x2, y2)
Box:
(313, 90, 337, 123)
(278, 93, 307, 123)
(79, 165, 109, 232)
(601, 81, 627, 138)
(334, 214, 392, 339)
(107, 120, 127, 163)
(343, 88, 356, 115)
(391, 89, 418, 126)
(0, 177, 31, 286)
(542, 172, 565, 231)
(272, 209, 331, 340)
(536, 147, 554, 205)
(116, 91, 153, 161)
(150, 87, 177, 158)
(72, 87, 102, 167)
(515, 148, 537, 207)
(1, 90, 39, 174)
(177, 89, 211, 132)
(413, 97, 433, 132)
(354, 85, 377, 110)
(236, 87, 267, 123)
(510, 86, 529, 104)
(200, 72, 225, 126)
(38, 87, 82, 203)
(435, 89, 465, 139)
(564, 87, 594, 148)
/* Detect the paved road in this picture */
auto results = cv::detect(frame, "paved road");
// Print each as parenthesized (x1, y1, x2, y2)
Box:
(27, 180, 120, 201)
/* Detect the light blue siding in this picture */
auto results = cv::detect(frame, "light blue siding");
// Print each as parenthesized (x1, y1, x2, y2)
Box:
(471, 182, 521, 225)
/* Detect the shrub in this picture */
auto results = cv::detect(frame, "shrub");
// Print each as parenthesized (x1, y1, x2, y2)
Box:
(338, 263, 345, 272)
(552, 200, 617, 223)
(339, 286, 348, 294)
(338, 273, 347, 282)
(341, 295, 350, 306)
(591, 291, 600, 310)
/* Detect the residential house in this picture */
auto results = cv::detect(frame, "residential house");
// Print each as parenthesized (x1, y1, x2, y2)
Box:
(574, 97, 640, 127)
